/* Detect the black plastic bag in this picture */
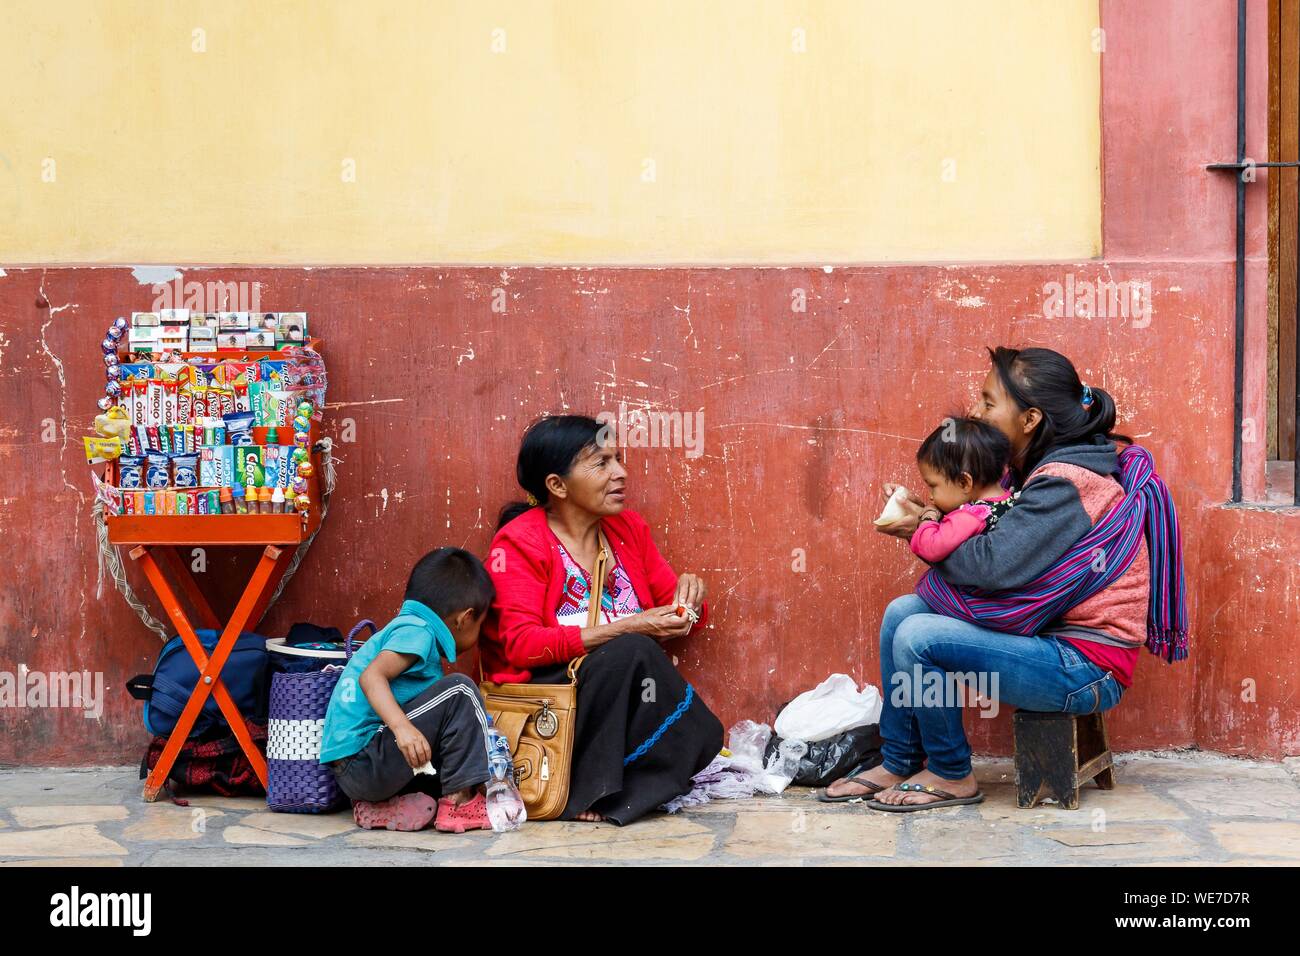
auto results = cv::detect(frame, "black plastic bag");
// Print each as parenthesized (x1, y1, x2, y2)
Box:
(764, 724, 884, 788)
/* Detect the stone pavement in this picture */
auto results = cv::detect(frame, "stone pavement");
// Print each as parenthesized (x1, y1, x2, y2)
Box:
(1, 751, 1297, 866)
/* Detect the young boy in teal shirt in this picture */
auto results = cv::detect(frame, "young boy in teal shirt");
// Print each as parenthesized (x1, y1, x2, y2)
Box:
(322, 547, 495, 832)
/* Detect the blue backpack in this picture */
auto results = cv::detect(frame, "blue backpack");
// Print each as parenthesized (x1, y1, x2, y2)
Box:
(127, 631, 269, 737)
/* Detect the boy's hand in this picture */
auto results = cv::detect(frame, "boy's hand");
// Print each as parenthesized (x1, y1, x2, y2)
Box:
(393, 721, 432, 770)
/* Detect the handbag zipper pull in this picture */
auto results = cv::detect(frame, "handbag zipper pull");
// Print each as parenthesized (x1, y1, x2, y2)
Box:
(541, 755, 550, 781)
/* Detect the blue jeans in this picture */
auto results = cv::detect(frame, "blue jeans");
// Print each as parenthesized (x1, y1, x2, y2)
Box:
(878, 594, 1123, 780)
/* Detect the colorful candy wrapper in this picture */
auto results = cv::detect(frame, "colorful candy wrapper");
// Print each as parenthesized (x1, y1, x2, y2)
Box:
(207, 490, 219, 514)
(83, 436, 124, 463)
(233, 380, 250, 414)
(162, 381, 179, 424)
(146, 451, 169, 489)
(176, 489, 190, 515)
(172, 454, 198, 488)
(248, 381, 267, 425)
(217, 386, 235, 417)
(118, 454, 145, 489)
(146, 381, 165, 426)
(262, 444, 282, 489)
(178, 384, 194, 424)
(238, 446, 264, 487)
(128, 382, 146, 428)
(123, 490, 136, 516)
(224, 410, 255, 446)
(143, 491, 157, 515)
(257, 360, 286, 390)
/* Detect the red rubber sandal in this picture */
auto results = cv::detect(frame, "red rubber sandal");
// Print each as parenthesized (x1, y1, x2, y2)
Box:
(435, 792, 492, 833)
(352, 792, 439, 831)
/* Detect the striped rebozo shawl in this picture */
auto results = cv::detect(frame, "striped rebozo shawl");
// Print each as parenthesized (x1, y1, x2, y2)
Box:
(914, 444, 1188, 663)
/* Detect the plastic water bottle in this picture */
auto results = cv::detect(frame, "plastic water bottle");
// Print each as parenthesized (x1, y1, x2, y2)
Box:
(484, 724, 527, 832)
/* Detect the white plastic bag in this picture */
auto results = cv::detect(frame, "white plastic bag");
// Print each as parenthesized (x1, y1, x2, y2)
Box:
(773, 674, 882, 743)
(726, 719, 772, 773)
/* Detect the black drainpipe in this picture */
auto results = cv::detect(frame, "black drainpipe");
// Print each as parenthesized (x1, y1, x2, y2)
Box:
(1207, 0, 1300, 504)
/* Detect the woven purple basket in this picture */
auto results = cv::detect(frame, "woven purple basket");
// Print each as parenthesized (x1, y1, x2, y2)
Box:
(267, 619, 375, 813)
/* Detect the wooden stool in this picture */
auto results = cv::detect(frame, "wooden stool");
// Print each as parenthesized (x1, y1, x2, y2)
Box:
(1012, 710, 1115, 809)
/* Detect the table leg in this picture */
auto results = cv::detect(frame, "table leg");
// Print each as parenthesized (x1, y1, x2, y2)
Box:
(132, 544, 286, 801)
(155, 546, 222, 631)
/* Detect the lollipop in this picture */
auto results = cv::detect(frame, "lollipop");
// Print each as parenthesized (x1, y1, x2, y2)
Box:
(97, 396, 114, 411)
(294, 432, 311, 449)
(296, 460, 314, 479)
(292, 415, 310, 433)
(113, 316, 128, 332)
(104, 353, 119, 368)
(291, 477, 308, 495)
(294, 493, 311, 512)
(105, 381, 122, 398)
(101, 337, 117, 353)
(296, 400, 314, 418)
(292, 447, 308, 463)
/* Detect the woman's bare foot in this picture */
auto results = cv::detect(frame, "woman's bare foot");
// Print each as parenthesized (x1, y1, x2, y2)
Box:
(575, 810, 606, 822)
(823, 764, 910, 799)
(871, 768, 978, 806)
(445, 787, 476, 806)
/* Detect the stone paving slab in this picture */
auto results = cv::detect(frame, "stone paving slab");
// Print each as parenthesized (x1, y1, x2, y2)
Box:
(0, 752, 1295, 866)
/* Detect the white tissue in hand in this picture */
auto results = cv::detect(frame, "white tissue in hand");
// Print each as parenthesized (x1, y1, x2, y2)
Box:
(873, 486, 911, 526)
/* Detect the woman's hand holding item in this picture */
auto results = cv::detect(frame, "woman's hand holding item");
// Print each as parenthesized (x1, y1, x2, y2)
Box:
(673, 572, 707, 613)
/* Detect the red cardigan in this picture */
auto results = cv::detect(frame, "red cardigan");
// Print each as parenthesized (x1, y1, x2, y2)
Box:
(481, 507, 709, 683)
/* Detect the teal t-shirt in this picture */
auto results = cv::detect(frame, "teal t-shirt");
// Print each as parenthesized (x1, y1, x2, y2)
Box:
(318, 600, 457, 763)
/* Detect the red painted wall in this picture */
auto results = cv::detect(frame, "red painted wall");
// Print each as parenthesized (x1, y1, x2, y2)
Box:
(1, 1, 1297, 764)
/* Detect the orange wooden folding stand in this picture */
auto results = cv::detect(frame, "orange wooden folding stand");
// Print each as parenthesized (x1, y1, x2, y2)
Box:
(112, 510, 321, 801)
(106, 340, 325, 801)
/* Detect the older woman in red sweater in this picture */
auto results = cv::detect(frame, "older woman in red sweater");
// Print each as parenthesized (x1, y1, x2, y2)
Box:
(482, 415, 723, 825)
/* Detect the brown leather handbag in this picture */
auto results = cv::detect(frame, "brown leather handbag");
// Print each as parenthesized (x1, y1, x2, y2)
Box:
(478, 532, 609, 820)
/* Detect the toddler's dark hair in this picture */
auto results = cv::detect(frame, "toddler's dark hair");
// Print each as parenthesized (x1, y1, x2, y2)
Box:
(405, 547, 495, 619)
(916, 417, 1011, 487)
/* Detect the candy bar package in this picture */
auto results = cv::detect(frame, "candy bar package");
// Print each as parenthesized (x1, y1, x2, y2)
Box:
(236, 445, 264, 487)
(88, 307, 326, 519)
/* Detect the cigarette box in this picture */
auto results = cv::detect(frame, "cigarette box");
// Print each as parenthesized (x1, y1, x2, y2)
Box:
(131, 312, 160, 327)
(159, 309, 190, 326)
(217, 331, 246, 350)
(128, 327, 159, 353)
(276, 312, 308, 346)
(189, 327, 217, 351)
(190, 313, 220, 329)
(218, 312, 250, 331)
(247, 329, 276, 350)
(158, 326, 189, 351)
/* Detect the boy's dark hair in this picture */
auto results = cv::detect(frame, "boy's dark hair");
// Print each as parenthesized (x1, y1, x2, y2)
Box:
(916, 416, 1011, 487)
(405, 547, 495, 620)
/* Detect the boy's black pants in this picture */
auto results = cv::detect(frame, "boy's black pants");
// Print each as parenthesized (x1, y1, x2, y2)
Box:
(329, 673, 491, 803)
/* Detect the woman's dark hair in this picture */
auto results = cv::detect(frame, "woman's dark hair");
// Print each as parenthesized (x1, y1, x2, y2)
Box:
(496, 415, 605, 529)
(917, 416, 1010, 487)
(988, 346, 1130, 479)
(406, 547, 495, 619)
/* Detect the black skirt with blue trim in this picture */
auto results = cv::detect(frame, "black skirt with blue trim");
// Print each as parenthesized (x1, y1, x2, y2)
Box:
(529, 632, 723, 825)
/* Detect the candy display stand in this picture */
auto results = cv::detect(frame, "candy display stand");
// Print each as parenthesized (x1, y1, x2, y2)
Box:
(98, 338, 331, 802)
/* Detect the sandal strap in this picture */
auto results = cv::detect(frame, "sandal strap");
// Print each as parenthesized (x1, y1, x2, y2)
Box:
(892, 782, 959, 801)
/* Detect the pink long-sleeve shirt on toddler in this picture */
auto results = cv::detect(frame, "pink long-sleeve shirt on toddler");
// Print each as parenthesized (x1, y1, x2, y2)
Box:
(910, 491, 1016, 564)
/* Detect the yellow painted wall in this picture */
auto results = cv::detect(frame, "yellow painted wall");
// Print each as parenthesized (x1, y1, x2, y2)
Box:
(0, 0, 1101, 265)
